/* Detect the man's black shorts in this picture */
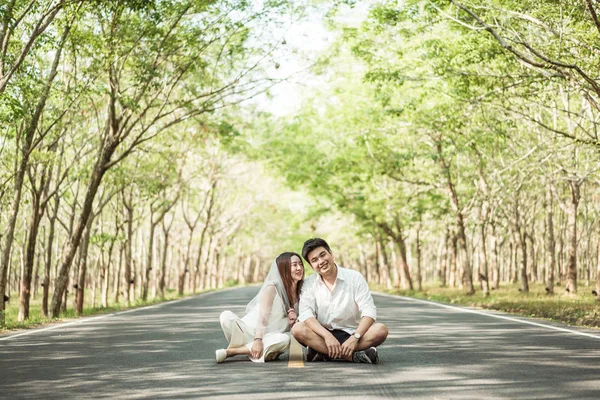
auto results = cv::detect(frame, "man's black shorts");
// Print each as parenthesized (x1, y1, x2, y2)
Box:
(330, 329, 351, 344)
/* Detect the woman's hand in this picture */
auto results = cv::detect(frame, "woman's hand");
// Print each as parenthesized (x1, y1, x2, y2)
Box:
(250, 339, 264, 359)
(287, 308, 297, 327)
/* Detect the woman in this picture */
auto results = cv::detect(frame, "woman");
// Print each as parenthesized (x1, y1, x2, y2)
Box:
(216, 252, 304, 363)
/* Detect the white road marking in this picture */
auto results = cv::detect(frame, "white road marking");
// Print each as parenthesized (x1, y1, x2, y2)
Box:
(375, 291, 600, 340)
(0, 290, 226, 342)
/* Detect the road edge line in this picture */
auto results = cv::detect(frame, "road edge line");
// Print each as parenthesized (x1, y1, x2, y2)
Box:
(373, 291, 600, 340)
(0, 288, 238, 342)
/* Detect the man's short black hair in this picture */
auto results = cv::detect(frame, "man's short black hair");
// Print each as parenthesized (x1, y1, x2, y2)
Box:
(302, 238, 332, 262)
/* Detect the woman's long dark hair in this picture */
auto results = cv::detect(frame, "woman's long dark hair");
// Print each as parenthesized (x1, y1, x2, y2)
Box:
(276, 252, 304, 308)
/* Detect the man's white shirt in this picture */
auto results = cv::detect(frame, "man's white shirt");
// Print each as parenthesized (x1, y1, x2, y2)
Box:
(298, 266, 377, 334)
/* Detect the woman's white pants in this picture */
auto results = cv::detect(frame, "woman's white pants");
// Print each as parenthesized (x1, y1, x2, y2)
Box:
(219, 310, 290, 363)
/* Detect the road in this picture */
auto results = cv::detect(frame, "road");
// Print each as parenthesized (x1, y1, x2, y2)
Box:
(1, 286, 600, 399)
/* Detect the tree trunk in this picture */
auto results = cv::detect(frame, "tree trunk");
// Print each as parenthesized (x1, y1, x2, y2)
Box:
(101, 238, 115, 308)
(449, 233, 458, 288)
(528, 232, 537, 283)
(565, 180, 580, 294)
(596, 242, 600, 302)
(436, 141, 474, 294)
(437, 231, 448, 287)
(181, 228, 194, 295)
(200, 235, 214, 290)
(91, 261, 98, 309)
(378, 237, 393, 289)
(123, 190, 134, 305)
(76, 218, 94, 315)
(50, 134, 118, 317)
(214, 244, 223, 289)
(479, 223, 490, 296)
(142, 221, 156, 301)
(546, 182, 555, 295)
(242, 255, 252, 285)
(395, 235, 414, 290)
(18, 185, 44, 321)
(415, 226, 423, 291)
(159, 224, 171, 298)
(194, 181, 217, 292)
(42, 192, 60, 317)
(492, 229, 500, 290)
(519, 231, 529, 293)
(208, 240, 218, 289)
(251, 255, 261, 283)
(33, 249, 41, 300)
(114, 243, 123, 303)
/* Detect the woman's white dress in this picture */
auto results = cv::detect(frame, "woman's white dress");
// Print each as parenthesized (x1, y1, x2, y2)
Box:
(219, 261, 295, 363)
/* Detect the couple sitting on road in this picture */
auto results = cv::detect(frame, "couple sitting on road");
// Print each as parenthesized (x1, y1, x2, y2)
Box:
(215, 238, 389, 364)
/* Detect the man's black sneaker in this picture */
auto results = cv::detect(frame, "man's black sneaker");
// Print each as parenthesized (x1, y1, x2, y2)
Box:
(353, 347, 379, 364)
(306, 347, 328, 362)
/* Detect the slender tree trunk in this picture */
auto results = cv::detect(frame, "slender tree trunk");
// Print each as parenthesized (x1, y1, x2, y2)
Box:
(200, 235, 213, 290)
(358, 245, 368, 279)
(436, 141, 474, 294)
(42, 192, 60, 317)
(492, 229, 500, 290)
(595, 241, 600, 302)
(415, 225, 423, 291)
(395, 235, 414, 290)
(519, 232, 529, 293)
(33, 248, 41, 300)
(101, 239, 115, 308)
(194, 181, 216, 291)
(142, 221, 156, 301)
(123, 190, 134, 305)
(512, 197, 529, 293)
(378, 237, 393, 289)
(114, 243, 123, 303)
(566, 180, 581, 294)
(76, 217, 94, 315)
(546, 182, 555, 294)
(210, 240, 220, 289)
(479, 223, 490, 296)
(91, 260, 98, 309)
(159, 221, 172, 298)
(241, 255, 252, 285)
(181, 228, 194, 295)
(214, 243, 222, 289)
(437, 230, 448, 287)
(251, 255, 261, 283)
(18, 183, 44, 321)
(449, 233, 458, 288)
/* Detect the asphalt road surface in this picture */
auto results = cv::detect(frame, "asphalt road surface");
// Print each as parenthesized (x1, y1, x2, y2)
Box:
(2, 286, 600, 399)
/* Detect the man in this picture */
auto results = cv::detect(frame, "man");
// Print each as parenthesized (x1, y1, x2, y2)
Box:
(291, 238, 388, 363)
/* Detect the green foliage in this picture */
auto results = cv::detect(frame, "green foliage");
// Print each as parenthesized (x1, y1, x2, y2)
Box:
(89, 232, 122, 247)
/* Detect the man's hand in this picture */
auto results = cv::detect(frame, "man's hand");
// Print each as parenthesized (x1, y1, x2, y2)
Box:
(341, 335, 358, 359)
(324, 332, 342, 359)
(250, 339, 264, 359)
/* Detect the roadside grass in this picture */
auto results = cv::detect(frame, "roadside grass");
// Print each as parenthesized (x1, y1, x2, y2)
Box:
(1, 287, 216, 333)
(375, 281, 600, 329)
